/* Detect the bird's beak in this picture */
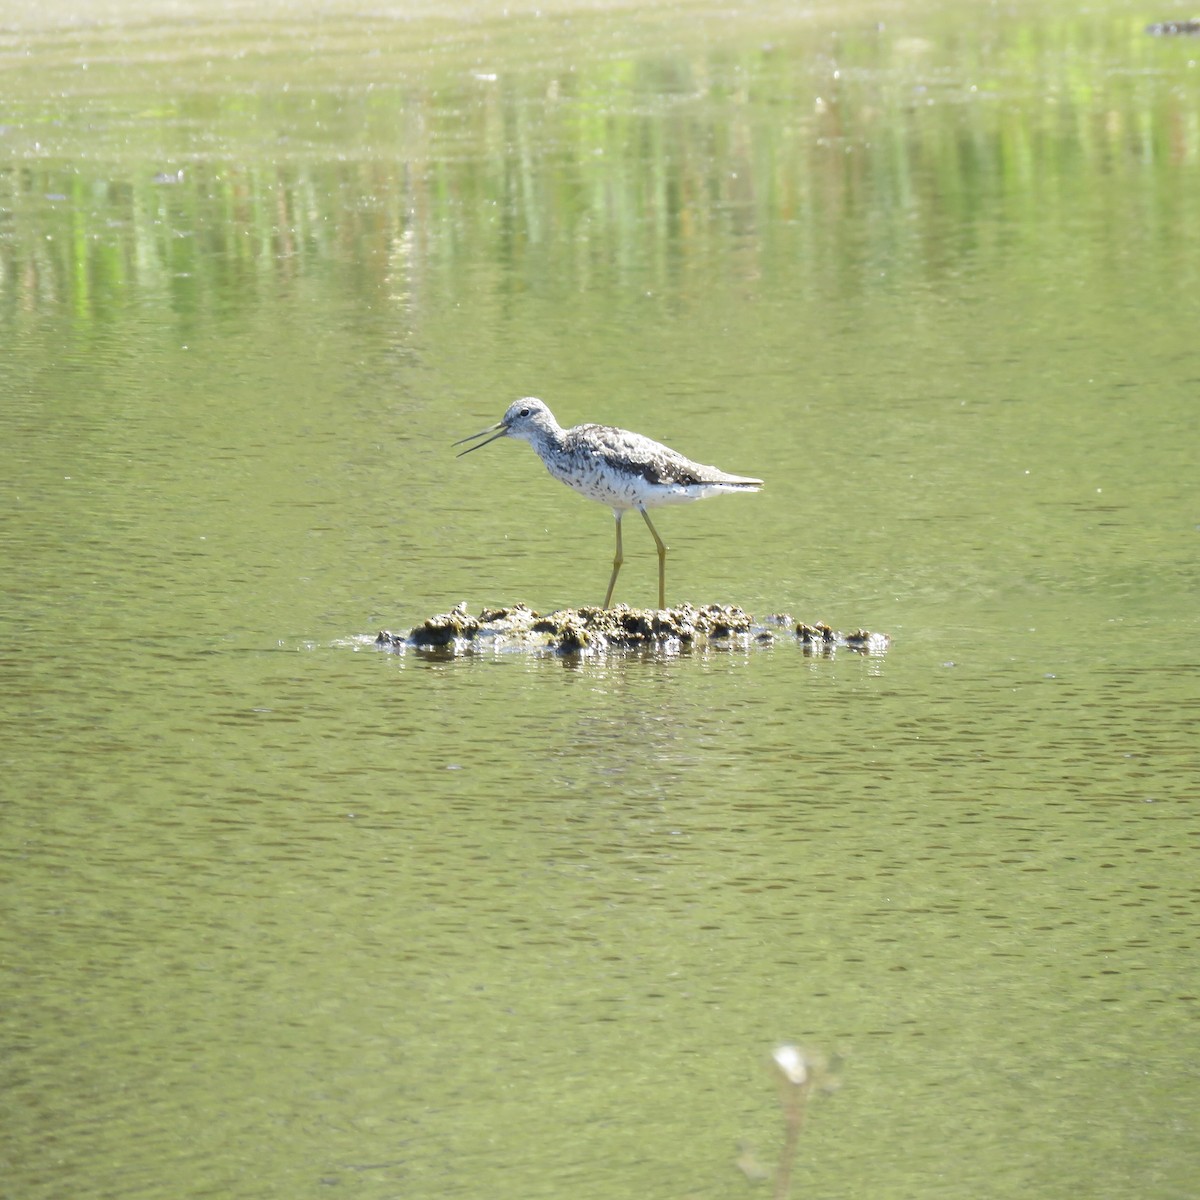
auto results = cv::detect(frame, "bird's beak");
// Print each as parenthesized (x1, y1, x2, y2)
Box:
(453, 421, 509, 457)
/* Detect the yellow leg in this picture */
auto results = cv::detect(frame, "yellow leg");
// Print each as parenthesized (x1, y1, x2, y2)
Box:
(603, 511, 624, 608)
(640, 508, 668, 610)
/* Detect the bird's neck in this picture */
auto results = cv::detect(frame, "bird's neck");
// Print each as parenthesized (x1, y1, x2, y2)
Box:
(523, 420, 566, 457)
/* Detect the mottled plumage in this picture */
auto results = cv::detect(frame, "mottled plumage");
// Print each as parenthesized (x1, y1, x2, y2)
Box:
(454, 397, 762, 609)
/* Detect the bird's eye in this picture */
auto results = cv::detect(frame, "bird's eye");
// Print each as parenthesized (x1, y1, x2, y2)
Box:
(519, 407, 530, 417)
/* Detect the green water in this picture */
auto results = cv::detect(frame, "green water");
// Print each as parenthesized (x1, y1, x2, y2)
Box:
(2, 1, 1198, 1197)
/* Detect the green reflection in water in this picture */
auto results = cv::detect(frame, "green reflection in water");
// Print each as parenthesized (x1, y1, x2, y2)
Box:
(4, 1, 1198, 325)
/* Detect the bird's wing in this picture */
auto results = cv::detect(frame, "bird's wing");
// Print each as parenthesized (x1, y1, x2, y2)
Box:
(570, 424, 715, 486)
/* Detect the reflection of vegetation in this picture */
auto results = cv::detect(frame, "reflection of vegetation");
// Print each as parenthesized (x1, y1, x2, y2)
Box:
(2, 4, 1198, 327)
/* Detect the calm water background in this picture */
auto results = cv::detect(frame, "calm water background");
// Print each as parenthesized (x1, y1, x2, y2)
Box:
(2, 0, 1198, 1197)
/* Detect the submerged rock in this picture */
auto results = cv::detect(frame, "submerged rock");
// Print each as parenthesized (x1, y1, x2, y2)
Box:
(375, 604, 889, 657)
(1146, 19, 1200, 35)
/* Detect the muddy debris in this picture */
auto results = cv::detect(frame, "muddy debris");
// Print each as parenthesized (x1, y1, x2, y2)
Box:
(375, 604, 889, 657)
(405, 607, 481, 647)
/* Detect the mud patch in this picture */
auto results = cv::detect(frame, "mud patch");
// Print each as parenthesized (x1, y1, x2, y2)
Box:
(374, 604, 889, 657)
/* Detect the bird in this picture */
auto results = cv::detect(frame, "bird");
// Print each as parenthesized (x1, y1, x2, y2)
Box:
(454, 397, 763, 609)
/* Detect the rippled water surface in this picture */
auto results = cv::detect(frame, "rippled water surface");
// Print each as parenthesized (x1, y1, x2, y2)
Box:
(2, 1, 1198, 1197)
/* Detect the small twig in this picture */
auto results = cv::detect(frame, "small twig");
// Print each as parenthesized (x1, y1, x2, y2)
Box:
(771, 1045, 815, 1200)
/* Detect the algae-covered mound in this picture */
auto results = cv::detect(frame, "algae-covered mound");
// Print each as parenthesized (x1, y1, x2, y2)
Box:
(374, 603, 889, 657)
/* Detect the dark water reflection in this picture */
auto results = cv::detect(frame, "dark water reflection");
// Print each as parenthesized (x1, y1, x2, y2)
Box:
(2, 2, 1198, 1198)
